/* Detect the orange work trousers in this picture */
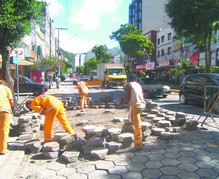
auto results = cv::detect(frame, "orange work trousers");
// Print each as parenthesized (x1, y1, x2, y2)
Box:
(131, 106, 142, 149)
(80, 93, 88, 110)
(0, 112, 10, 153)
(44, 104, 74, 143)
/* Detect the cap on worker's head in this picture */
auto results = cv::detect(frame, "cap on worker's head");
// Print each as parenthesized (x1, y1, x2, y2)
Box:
(128, 73, 137, 82)
(25, 100, 32, 109)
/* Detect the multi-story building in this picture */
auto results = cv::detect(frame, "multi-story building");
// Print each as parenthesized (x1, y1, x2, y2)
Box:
(129, 0, 170, 77)
(129, 0, 169, 34)
(156, 26, 175, 78)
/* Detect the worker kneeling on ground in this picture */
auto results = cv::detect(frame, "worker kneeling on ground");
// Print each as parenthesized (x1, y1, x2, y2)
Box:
(26, 94, 75, 143)
(75, 81, 89, 112)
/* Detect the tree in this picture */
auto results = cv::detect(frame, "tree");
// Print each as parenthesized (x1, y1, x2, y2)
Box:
(110, 24, 154, 59)
(0, 0, 46, 104)
(165, 0, 219, 73)
(92, 45, 111, 63)
(83, 58, 99, 74)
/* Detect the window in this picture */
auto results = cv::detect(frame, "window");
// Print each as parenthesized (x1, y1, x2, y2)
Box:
(161, 35, 165, 43)
(168, 33, 172, 40)
(157, 51, 160, 57)
(157, 38, 160, 45)
(167, 47, 171, 55)
(161, 49, 164, 56)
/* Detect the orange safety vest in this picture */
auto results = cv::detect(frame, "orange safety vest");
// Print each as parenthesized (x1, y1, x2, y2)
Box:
(77, 81, 89, 94)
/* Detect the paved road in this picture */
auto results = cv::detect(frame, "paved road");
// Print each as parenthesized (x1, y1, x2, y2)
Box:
(1, 80, 219, 179)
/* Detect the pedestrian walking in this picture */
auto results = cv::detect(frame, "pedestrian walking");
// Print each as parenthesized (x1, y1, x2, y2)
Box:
(75, 81, 89, 112)
(25, 94, 75, 143)
(0, 80, 14, 155)
(120, 73, 146, 151)
(56, 75, 61, 89)
(48, 73, 53, 89)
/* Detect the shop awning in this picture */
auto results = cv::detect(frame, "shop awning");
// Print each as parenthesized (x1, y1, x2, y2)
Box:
(0, 58, 34, 66)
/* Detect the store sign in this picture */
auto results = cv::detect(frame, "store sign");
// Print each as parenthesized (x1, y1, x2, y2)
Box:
(9, 48, 25, 59)
(136, 64, 146, 71)
(146, 62, 155, 70)
(158, 59, 169, 66)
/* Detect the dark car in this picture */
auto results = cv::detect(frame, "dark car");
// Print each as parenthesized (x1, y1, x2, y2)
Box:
(14, 76, 48, 96)
(137, 77, 171, 98)
(179, 73, 219, 105)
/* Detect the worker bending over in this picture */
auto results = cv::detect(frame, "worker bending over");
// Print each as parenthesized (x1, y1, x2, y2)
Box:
(26, 94, 75, 143)
(75, 81, 89, 112)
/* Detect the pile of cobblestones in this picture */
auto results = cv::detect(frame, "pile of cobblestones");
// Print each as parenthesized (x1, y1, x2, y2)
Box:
(8, 98, 199, 164)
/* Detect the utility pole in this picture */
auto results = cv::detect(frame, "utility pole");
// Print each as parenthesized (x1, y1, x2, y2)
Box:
(55, 27, 67, 76)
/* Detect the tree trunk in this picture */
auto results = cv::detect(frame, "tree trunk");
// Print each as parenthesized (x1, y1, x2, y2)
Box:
(0, 28, 18, 112)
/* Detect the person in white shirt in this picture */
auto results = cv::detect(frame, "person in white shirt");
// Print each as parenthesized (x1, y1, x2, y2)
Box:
(120, 73, 146, 151)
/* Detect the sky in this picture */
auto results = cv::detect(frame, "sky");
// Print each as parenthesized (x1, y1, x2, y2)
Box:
(45, 0, 131, 54)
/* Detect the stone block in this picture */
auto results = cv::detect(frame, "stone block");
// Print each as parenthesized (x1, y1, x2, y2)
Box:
(41, 142, 60, 152)
(90, 148, 108, 160)
(24, 139, 42, 153)
(118, 133, 133, 148)
(121, 124, 134, 134)
(105, 141, 122, 154)
(85, 137, 105, 148)
(42, 151, 59, 159)
(94, 126, 108, 137)
(186, 120, 198, 130)
(53, 132, 69, 142)
(18, 116, 32, 124)
(157, 120, 171, 128)
(61, 151, 80, 163)
(65, 137, 86, 151)
(159, 132, 180, 140)
(151, 128, 166, 136)
(8, 141, 25, 150)
(17, 134, 33, 141)
(141, 122, 152, 131)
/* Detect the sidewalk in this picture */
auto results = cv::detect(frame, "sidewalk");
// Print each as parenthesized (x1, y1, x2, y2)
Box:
(1, 117, 219, 178)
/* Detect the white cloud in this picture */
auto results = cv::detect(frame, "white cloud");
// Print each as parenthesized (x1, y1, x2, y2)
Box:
(60, 32, 95, 53)
(45, 0, 63, 18)
(70, 0, 122, 30)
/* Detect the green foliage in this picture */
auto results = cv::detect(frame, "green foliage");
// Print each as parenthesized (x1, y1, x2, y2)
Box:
(92, 45, 111, 63)
(119, 34, 154, 57)
(76, 66, 84, 74)
(139, 71, 145, 77)
(211, 66, 219, 73)
(110, 23, 154, 58)
(83, 58, 99, 74)
(0, 0, 46, 50)
(110, 24, 142, 41)
(29, 57, 58, 71)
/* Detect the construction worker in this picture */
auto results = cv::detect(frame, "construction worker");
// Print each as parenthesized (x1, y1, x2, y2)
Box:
(75, 81, 89, 112)
(120, 73, 146, 152)
(0, 80, 14, 155)
(26, 94, 75, 143)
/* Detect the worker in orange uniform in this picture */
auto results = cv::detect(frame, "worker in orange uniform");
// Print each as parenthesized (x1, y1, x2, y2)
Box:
(26, 94, 75, 143)
(75, 81, 89, 112)
(120, 74, 146, 152)
(0, 80, 14, 155)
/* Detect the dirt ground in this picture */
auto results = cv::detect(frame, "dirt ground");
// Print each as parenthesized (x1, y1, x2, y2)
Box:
(53, 107, 130, 139)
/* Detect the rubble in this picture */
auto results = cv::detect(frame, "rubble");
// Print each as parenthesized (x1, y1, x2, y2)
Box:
(8, 98, 199, 164)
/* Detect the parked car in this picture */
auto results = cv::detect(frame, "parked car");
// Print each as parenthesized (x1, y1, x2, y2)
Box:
(137, 77, 171, 98)
(179, 73, 219, 105)
(14, 76, 48, 96)
(79, 75, 90, 81)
